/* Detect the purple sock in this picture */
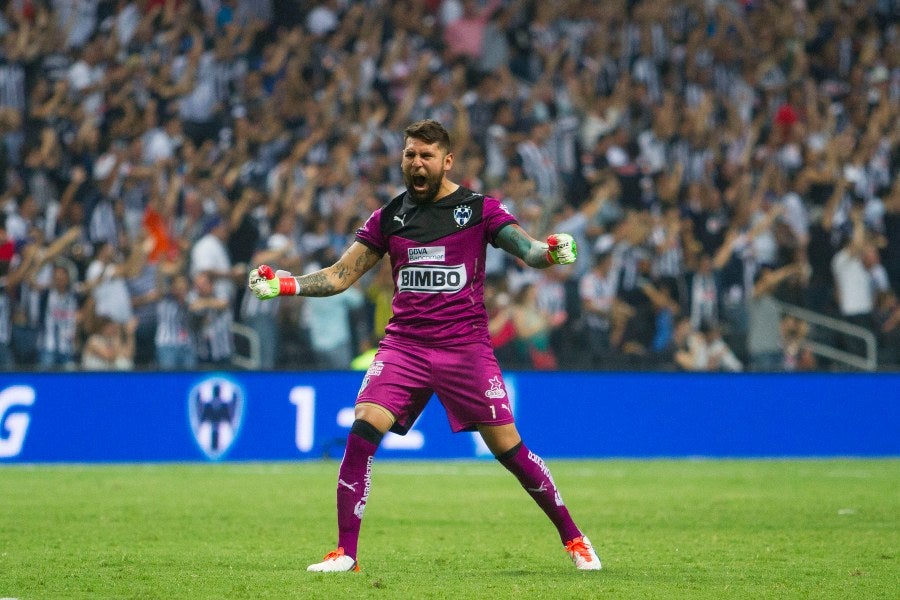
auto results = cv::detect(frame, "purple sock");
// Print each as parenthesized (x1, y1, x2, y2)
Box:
(336, 423, 381, 559)
(498, 442, 582, 544)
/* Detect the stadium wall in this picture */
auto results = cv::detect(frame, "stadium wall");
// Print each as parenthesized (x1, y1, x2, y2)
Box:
(0, 372, 897, 463)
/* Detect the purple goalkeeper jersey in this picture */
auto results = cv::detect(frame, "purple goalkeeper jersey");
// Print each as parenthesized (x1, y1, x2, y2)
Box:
(355, 186, 517, 346)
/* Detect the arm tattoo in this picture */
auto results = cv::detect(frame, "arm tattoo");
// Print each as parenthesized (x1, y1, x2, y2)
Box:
(333, 262, 351, 283)
(355, 249, 381, 273)
(296, 271, 338, 297)
(295, 246, 383, 297)
(496, 225, 550, 269)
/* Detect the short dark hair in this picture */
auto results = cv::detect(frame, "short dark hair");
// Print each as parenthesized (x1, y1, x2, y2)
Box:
(404, 119, 451, 153)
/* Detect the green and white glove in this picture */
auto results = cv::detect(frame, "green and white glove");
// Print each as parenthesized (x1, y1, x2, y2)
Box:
(248, 265, 296, 299)
(546, 233, 577, 265)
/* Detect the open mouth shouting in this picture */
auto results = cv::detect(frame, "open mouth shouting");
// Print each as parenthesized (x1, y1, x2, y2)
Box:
(405, 171, 441, 203)
(411, 174, 429, 192)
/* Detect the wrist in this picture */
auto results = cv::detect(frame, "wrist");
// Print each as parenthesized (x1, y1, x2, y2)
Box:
(539, 239, 553, 265)
(278, 276, 297, 296)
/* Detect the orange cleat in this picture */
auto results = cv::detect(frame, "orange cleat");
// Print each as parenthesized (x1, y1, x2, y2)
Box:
(565, 536, 602, 570)
(306, 547, 360, 572)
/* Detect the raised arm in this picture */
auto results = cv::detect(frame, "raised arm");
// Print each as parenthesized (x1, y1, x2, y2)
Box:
(249, 241, 383, 299)
(495, 224, 554, 269)
(495, 224, 578, 269)
(752, 262, 804, 299)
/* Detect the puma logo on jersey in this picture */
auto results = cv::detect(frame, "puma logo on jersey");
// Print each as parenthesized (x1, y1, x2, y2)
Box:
(394, 214, 407, 227)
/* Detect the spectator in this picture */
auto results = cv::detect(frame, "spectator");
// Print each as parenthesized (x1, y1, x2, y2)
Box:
(675, 321, 743, 373)
(747, 262, 807, 371)
(486, 278, 518, 367)
(127, 238, 163, 366)
(686, 253, 719, 330)
(66, 35, 106, 120)
(831, 208, 876, 357)
(8, 226, 81, 365)
(578, 250, 627, 366)
(5, 194, 41, 244)
(639, 277, 681, 368)
(155, 274, 197, 370)
(516, 119, 563, 211)
(81, 316, 137, 371)
(509, 282, 559, 370)
(148, 275, 197, 371)
(482, 99, 519, 189)
(533, 264, 574, 363)
(190, 215, 239, 303)
(300, 264, 365, 370)
(188, 270, 233, 368)
(780, 315, 816, 372)
(84, 240, 134, 326)
(37, 260, 79, 370)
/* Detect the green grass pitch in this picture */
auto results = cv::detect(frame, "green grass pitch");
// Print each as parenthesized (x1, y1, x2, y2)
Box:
(1, 459, 897, 599)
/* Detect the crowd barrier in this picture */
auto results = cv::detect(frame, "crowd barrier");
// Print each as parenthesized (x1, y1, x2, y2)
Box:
(0, 371, 897, 463)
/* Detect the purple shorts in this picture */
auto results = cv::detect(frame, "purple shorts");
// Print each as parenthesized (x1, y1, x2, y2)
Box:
(356, 335, 514, 434)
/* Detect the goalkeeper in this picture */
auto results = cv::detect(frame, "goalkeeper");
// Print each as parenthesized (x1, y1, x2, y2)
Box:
(249, 119, 601, 573)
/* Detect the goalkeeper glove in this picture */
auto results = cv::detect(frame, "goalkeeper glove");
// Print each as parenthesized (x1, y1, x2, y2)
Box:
(546, 233, 577, 265)
(248, 265, 296, 299)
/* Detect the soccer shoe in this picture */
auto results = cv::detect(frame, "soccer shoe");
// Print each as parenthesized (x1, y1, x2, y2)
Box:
(565, 536, 601, 570)
(306, 548, 360, 572)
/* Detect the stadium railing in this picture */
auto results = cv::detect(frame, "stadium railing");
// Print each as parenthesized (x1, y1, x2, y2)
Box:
(230, 323, 261, 370)
(772, 300, 878, 371)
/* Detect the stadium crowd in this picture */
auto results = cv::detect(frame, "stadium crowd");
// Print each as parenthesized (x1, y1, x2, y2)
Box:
(0, 0, 897, 372)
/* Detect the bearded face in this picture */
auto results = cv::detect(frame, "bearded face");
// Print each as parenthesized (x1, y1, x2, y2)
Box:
(401, 137, 451, 204)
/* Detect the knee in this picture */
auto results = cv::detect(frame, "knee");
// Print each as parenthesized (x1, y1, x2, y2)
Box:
(477, 423, 522, 457)
(354, 402, 395, 435)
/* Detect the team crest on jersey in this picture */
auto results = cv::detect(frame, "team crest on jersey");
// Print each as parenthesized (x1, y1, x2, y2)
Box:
(484, 376, 506, 399)
(452, 205, 472, 227)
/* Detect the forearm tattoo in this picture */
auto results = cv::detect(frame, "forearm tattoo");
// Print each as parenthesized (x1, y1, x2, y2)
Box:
(296, 271, 336, 297)
(295, 246, 383, 297)
(497, 226, 550, 269)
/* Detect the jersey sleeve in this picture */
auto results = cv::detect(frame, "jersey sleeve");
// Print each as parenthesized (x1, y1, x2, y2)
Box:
(354, 208, 387, 254)
(483, 196, 518, 246)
